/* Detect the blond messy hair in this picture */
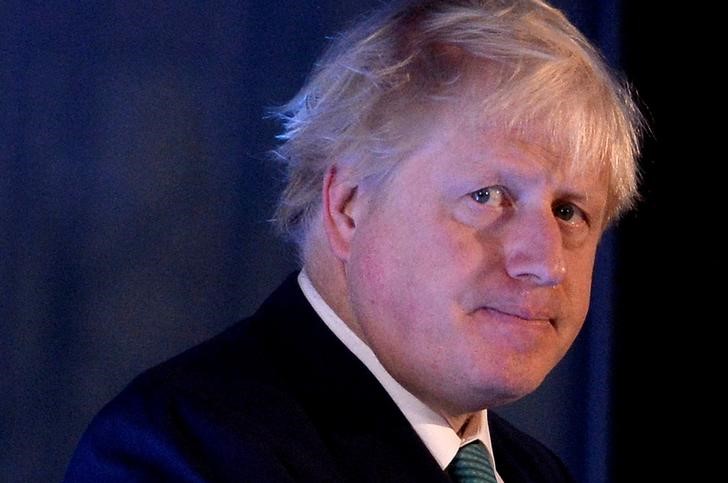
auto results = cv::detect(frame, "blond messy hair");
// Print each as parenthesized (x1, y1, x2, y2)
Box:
(271, 0, 643, 251)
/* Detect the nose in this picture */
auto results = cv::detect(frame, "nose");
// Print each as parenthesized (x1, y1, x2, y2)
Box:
(503, 211, 566, 287)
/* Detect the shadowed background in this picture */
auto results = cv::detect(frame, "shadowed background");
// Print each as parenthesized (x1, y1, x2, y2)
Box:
(1, 1, 671, 481)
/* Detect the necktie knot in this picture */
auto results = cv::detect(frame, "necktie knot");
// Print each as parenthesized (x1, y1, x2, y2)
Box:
(447, 441, 497, 483)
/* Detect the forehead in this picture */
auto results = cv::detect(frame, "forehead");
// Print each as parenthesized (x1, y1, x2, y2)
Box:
(463, 129, 600, 190)
(433, 64, 609, 176)
(420, 101, 601, 180)
(386, 104, 610, 214)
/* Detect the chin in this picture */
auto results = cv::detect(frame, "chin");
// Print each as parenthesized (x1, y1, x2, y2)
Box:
(470, 367, 551, 409)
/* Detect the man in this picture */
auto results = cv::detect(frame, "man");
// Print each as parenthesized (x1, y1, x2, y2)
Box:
(65, 0, 642, 481)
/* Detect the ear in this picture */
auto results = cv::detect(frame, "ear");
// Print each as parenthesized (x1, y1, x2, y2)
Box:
(322, 165, 362, 261)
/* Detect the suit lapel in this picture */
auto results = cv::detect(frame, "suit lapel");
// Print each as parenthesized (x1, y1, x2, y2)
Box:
(488, 411, 575, 483)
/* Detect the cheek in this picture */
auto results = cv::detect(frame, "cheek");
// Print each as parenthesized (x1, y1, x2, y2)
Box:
(348, 223, 418, 323)
(348, 221, 456, 337)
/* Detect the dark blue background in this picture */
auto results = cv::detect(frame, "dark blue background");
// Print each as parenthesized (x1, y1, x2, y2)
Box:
(1, 1, 671, 482)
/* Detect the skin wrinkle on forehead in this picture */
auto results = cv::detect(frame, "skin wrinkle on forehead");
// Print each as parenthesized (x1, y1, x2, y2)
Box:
(429, 102, 605, 196)
(442, 57, 613, 190)
(481, 135, 604, 203)
(430, 104, 611, 229)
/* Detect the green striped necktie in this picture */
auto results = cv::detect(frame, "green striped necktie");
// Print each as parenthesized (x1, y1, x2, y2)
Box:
(447, 440, 497, 483)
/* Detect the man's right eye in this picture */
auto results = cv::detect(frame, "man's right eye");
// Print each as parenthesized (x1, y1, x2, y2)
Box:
(469, 186, 508, 206)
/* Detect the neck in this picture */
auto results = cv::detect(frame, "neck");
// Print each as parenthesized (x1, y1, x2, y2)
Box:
(302, 232, 364, 342)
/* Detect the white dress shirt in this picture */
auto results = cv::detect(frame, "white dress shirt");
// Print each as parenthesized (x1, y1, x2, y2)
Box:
(298, 271, 504, 482)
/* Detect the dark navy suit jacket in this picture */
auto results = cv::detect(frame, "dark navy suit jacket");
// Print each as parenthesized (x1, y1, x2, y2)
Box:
(65, 273, 575, 482)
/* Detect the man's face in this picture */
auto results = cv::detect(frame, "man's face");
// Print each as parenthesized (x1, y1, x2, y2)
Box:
(343, 109, 609, 417)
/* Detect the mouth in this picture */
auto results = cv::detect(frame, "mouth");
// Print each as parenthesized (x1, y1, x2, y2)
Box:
(477, 306, 555, 327)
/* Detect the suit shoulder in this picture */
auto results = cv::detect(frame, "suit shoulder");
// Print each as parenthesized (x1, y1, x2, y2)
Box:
(133, 314, 271, 394)
(132, 273, 304, 399)
(65, 276, 319, 481)
(79, 311, 282, 446)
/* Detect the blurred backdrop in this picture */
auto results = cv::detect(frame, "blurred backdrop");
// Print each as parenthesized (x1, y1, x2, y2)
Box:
(1, 1, 670, 482)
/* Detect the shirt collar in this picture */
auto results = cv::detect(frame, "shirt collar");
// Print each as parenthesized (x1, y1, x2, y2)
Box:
(297, 270, 499, 473)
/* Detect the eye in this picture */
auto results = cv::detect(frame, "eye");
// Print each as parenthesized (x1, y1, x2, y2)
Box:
(469, 186, 509, 207)
(553, 202, 586, 225)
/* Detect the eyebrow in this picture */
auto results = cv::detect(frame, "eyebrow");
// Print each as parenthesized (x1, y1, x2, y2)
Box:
(495, 167, 606, 208)
(557, 190, 590, 203)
